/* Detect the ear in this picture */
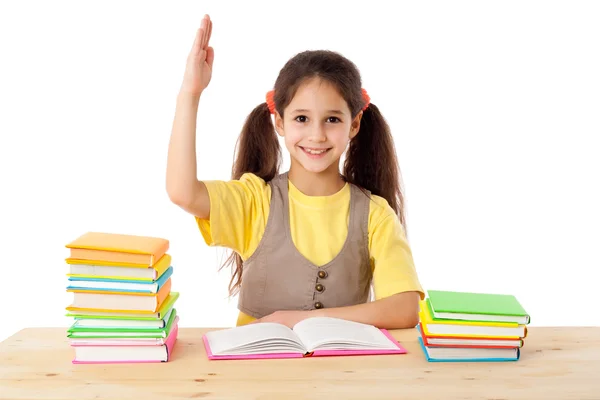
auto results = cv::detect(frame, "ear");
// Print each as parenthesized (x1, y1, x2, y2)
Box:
(349, 111, 363, 139)
(274, 111, 285, 137)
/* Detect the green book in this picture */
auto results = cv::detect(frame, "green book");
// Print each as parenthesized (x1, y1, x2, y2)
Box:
(427, 290, 530, 325)
(67, 308, 178, 338)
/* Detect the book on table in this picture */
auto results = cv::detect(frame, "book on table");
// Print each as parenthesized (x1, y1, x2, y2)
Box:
(416, 328, 521, 362)
(71, 321, 179, 364)
(203, 317, 406, 360)
(66, 292, 179, 320)
(68, 307, 178, 339)
(64, 231, 179, 364)
(426, 289, 530, 324)
(416, 290, 529, 362)
(70, 306, 176, 330)
(66, 276, 172, 313)
(67, 266, 173, 293)
(416, 323, 524, 348)
(419, 298, 527, 338)
(65, 231, 170, 266)
(66, 254, 172, 281)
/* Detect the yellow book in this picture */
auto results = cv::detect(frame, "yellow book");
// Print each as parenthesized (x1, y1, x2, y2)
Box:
(419, 300, 527, 339)
(66, 292, 180, 320)
(66, 232, 169, 266)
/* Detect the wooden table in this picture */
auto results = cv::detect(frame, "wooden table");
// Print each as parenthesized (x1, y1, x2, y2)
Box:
(1, 327, 599, 399)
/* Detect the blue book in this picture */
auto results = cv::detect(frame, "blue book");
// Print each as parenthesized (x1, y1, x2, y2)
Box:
(66, 266, 173, 294)
(417, 328, 520, 362)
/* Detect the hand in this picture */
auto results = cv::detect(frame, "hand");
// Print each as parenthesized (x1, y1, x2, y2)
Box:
(250, 310, 312, 329)
(181, 14, 214, 97)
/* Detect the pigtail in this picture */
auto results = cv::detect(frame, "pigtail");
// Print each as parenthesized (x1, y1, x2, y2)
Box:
(231, 103, 282, 181)
(343, 103, 407, 235)
(221, 102, 282, 297)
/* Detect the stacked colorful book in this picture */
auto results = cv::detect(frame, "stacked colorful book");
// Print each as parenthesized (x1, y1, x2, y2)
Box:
(64, 232, 180, 364)
(417, 290, 530, 362)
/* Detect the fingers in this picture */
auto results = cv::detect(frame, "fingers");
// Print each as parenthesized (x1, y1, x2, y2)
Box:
(190, 27, 202, 57)
(200, 14, 210, 50)
(200, 16, 207, 50)
(206, 16, 212, 45)
(189, 15, 210, 62)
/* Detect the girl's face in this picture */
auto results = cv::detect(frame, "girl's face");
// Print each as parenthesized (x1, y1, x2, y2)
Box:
(274, 78, 362, 175)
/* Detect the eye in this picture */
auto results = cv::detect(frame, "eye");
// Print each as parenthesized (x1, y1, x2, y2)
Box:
(295, 115, 307, 123)
(327, 117, 341, 123)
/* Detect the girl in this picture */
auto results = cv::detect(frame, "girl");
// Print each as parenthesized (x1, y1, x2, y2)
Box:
(167, 15, 424, 330)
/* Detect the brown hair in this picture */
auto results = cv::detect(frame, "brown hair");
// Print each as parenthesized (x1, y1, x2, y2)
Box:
(221, 50, 406, 297)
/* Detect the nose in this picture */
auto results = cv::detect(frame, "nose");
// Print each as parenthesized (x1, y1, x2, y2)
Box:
(308, 123, 327, 142)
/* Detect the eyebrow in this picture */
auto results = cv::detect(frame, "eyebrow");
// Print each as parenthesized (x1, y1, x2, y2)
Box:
(292, 109, 346, 115)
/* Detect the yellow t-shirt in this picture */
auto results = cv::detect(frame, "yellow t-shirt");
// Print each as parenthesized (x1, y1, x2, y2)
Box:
(196, 173, 424, 326)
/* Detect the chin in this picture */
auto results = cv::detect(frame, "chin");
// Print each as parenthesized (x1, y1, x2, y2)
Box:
(299, 163, 332, 174)
(297, 155, 341, 175)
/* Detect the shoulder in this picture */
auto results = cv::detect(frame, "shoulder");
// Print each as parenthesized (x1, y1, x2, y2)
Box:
(239, 172, 271, 193)
(347, 184, 401, 235)
(204, 172, 271, 198)
(367, 193, 400, 231)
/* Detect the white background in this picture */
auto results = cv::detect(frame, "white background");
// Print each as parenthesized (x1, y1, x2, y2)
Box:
(1, 0, 599, 343)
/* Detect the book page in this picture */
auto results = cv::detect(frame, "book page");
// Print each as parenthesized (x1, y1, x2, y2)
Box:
(205, 322, 306, 355)
(293, 317, 399, 352)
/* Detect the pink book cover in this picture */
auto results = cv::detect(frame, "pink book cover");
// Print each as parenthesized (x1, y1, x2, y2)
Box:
(202, 328, 407, 360)
(71, 322, 179, 364)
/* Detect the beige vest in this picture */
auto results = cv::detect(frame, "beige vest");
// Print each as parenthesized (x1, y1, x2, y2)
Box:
(237, 172, 373, 319)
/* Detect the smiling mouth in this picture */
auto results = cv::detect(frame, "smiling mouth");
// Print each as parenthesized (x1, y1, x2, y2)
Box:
(299, 146, 332, 156)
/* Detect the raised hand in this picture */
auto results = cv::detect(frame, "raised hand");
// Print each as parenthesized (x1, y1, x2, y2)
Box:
(181, 14, 214, 96)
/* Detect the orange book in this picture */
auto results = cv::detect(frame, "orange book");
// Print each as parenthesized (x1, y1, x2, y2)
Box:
(67, 277, 172, 313)
(66, 232, 169, 266)
(417, 323, 524, 348)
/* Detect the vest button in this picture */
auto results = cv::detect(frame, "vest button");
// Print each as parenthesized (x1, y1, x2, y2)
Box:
(318, 270, 327, 279)
(314, 302, 323, 309)
(315, 284, 324, 292)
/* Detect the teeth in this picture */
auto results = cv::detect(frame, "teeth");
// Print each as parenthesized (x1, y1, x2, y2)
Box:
(304, 148, 327, 155)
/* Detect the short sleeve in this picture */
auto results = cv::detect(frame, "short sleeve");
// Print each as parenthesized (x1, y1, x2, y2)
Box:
(195, 173, 271, 260)
(368, 198, 425, 301)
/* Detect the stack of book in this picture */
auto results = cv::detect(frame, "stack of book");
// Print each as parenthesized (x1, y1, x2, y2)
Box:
(64, 232, 180, 364)
(417, 290, 530, 362)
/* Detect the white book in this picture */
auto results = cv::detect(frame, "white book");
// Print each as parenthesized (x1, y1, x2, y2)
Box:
(72, 309, 172, 329)
(203, 317, 406, 359)
(67, 279, 161, 293)
(69, 264, 156, 279)
(72, 324, 179, 363)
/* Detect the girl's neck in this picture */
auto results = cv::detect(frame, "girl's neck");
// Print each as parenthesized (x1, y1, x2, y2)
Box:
(287, 162, 346, 197)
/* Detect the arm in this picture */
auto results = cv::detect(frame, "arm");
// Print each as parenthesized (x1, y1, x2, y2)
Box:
(311, 291, 420, 329)
(166, 15, 214, 218)
(252, 291, 420, 330)
(166, 92, 210, 218)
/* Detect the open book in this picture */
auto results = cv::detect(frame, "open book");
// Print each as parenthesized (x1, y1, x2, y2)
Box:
(202, 317, 406, 360)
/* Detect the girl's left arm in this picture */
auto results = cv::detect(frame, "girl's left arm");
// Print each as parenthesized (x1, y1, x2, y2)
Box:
(311, 290, 420, 329)
(252, 291, 420, 329)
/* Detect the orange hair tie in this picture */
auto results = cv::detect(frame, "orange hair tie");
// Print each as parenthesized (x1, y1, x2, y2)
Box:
(266, 90, 276, 114)
(361, 88, 371, 111)
(265, 88, 370, 114)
